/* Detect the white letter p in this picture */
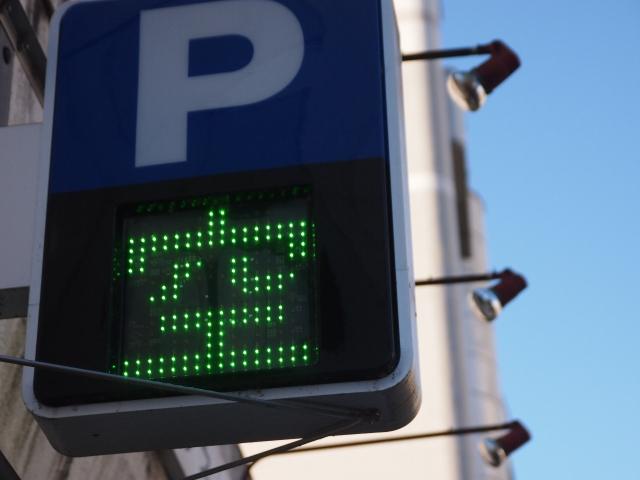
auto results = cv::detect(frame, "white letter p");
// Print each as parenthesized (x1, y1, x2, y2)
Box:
(135, 0, 304, 167)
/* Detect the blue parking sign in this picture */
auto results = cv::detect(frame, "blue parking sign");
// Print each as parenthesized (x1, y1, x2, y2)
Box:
(49, 0, 387, 193)
(26, 0, 418, 455)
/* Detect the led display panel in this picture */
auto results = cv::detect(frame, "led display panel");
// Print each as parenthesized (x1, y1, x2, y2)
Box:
(111, 186, 318, 382)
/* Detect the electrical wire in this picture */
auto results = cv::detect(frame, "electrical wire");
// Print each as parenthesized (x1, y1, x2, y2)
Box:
(183, 417, 363, 480)
(0, 354, 374, 421)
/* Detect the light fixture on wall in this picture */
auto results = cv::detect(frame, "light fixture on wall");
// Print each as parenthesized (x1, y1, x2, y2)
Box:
(415, 268, 528, 322)
(469, 268, 528, 322)
(403, 40, 521, 111)
(479, 420, 531, 467)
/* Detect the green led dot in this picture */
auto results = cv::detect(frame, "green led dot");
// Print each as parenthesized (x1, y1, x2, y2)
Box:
(135, 370, 140, 376)
(160, 326, 166, 332)
(289, 272, 295, 279)
(163, 245, 168, 251)
(174, 244, 179, 250)
(123, 372, 129, 377)
(141, 238, 146, 243)
(129, 238, 134, 244)
(291, 356, 296, 363)
(147, 369, 152, 375)
(278, 347, 284, 353)
(254, 359, 259, 366)
(183, 366, 187, 372)
(209, 211, 214, 217)
(230, 362, 236, 368)
(278, 358, 283, 364)
(300, 221, 306, 227)
(289, 242, 294, 248)
(172, 325, 177, 331)
(277, 224, 283, 230)
(289, 253, 294, 259)
(303, 355, 308, 361)
(242, 361, 248, 367)
(139, 267, 144, 273)
(150, 296, 155, 302)
(278, 284, 283, 290)
(242, 350, 248, 356)
(128, 248, 134, 254)
(218, 363, 223, 369)
(254, 236, 259, 242)
(159, 368, 164, 374)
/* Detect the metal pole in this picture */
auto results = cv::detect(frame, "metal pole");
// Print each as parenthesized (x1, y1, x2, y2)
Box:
(268, 421, 516, 455)
(402, 44, 492, 62)
(415, 271, 501, 286)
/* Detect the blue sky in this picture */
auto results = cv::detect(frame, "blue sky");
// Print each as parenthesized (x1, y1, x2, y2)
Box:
(441, 0, 640, 478)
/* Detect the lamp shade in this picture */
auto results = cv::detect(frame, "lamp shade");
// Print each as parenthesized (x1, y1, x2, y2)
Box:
(447, 40, 520, 111)
(470, 269, 527, 321)
(479, 420, 531, 467)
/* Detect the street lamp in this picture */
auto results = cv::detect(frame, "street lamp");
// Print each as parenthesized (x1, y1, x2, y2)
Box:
(415, 268, 528, 322)
(479, 420, 531, 467)
(403, 40, 521, 111)
(469, 269, 528, 322)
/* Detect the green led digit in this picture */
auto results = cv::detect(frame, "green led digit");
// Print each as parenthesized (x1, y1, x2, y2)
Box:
(117, 189, 318, 381)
